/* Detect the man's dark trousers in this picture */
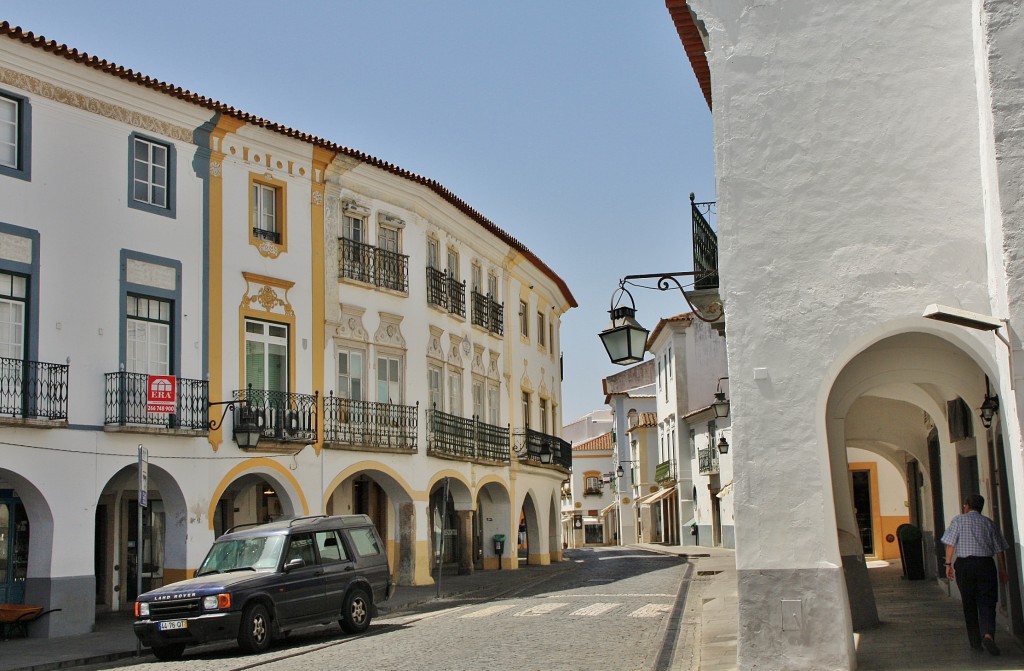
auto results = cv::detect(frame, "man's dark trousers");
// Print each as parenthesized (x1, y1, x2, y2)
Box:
(955, 556, 999, 646)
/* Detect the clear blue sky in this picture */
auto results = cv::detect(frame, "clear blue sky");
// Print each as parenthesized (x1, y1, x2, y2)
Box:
(5, 1, 715, 423)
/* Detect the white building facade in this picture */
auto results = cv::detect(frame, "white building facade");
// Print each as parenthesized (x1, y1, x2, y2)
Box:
(0, 23, 574, 637)
(667, 1, 1024, 668)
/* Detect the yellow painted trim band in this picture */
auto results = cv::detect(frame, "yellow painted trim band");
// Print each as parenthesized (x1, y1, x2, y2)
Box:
(207, 457, 309, 529)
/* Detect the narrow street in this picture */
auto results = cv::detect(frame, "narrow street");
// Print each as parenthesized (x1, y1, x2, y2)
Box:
(86, 548, 690, 671)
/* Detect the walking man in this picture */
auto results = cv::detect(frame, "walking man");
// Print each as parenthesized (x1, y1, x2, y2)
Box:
(942, 493, 1009, 655)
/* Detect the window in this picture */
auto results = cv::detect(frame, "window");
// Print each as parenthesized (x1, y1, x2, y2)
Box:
(521, 391, 531, 428)
(249, 174, 287, 250)
(584, 474, 601, 495)
(252, 184, 278, 242)
(315, 530, 349, 563)
(129, 134, 174, 217)
(472, 379, 484, 420)
(549, 323, 554, 355)
(447, 249, 459, 281)
(539, 398, 548, 433)
(519, 301, 528, 338)
(427, 238, 439, 270)
(376, 354, 401, 404)
(0, 90, 30, 181)
(127, 295, 171, 375)
(245, 319, 288, 392)
(0, 273, 27, 361)
(471, 264, 482, 293)
(537, 312, 545, 347)
(348, 528, 382, 556)
(285, 533, 317, 566)
(337, 348, 364, 401)
(487, 383, 499, 425)
(487, 273, 498, 299)
(376, 225, 404, 290)
(448, 370, 463, 416)
(340, 214, 369, 283)
(343, 215, 364, 242)
(428, 365, 443, 410)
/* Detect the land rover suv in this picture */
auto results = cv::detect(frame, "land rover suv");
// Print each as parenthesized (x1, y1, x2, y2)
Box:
(133, 515, 391, 660)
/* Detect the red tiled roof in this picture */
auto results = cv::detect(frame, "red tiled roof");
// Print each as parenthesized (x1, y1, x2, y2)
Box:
(665, 1, 711, 110)
(0, 22, 577, 308)
(646, 312, 694, 349)
(574, 432, 613, 452)
(629, 412, 658, 429)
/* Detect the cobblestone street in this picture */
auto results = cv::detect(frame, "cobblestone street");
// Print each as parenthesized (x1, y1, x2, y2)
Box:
(82, 548, 689, 671)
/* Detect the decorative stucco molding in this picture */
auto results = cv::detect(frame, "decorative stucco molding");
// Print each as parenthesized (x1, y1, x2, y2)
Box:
(374, 312, 406, 349)
(0, 66, 193, 143)
(241, 272, 294, 316)
(426, 326, 445, 362)
(334, 305, 368, 343)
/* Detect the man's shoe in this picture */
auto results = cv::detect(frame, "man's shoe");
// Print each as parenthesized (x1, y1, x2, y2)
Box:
(982, 638, 1001, 656)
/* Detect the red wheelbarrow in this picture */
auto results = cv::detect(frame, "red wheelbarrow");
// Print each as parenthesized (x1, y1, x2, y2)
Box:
(0, 605, 61, 639)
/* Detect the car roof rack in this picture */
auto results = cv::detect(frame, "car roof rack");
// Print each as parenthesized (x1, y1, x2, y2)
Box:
(288, 515, 329, 528)
(223, 521, 262, 535)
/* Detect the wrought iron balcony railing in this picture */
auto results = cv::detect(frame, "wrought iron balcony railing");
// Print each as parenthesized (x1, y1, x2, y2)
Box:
(697, 447, 720, 475)
(471, 291, 504, 335)
(323, 393, 417, 451)
(338, 238, 410, 293)
(691, 194, 718, 290)
(426, 267, 466, 317)
(104, 372, 207, 429)
(233, 388, 318, 443)
(513, 427, 572, 470)
(0, 357, 69, 420)
(253, 227, 281, 245)
(655, 459, 676, 484)
(426, 407, 510, 463)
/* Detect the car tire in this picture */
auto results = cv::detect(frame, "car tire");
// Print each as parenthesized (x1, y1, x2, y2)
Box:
(237, 602, 273, 654)
(151, 643, 186, 661)
(339, 587, 372, 634)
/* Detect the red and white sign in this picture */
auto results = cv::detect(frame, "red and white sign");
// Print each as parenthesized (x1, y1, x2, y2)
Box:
(146, 375, 177, 413)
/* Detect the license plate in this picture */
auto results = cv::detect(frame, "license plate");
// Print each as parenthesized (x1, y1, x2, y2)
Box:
(158, 620, 187, 631)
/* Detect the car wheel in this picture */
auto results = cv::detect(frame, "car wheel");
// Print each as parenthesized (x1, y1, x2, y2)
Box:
(339, 587, 372, 634)
(237, 602, 272, 654)
(151, 643, 186, 661)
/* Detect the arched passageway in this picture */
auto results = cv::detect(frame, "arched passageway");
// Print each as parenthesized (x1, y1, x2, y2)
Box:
(474, 480, 511, 569)
(517, 490, 544, 565)
(96, 464, 186, 613)
(825, 332, 1022, 639)
(325, 466, 415, 585)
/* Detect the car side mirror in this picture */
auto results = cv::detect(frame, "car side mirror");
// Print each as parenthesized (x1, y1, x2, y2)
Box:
(284, 558, 305, 572)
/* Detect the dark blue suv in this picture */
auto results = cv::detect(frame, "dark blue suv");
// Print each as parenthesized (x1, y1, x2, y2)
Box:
(133, 515, 391, 660)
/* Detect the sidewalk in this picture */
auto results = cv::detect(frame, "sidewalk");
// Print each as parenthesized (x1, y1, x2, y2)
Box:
(0, 559, 578, 671)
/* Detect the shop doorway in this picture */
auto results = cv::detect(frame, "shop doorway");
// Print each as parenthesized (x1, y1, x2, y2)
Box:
(0, 490, 28, 604)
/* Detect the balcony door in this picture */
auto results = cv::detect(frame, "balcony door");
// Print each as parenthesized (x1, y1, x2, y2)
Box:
(245, 319, 288, 393)
(0, 273, 26, 414)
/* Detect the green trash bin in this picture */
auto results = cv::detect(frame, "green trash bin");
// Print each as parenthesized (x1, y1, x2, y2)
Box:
(896, 523, 925, 580)
(492, 534, 506, 557)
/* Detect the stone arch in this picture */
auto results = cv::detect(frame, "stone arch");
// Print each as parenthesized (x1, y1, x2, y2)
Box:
(324, 463, 416, 586)
(517, 488, 545, 565)
(95, 461, 188, 616)
(822, 327, 1016, 634)
(0, 470, 53, 603)
(475, 478, 512, 570)
(206, 457, 309, 530)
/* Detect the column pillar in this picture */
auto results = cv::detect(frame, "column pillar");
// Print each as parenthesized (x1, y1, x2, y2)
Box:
(456, 510, 474, 575)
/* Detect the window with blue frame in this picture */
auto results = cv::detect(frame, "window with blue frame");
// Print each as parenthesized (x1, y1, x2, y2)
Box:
(0, 89, 31, 182)
(128, 133, 175, 218)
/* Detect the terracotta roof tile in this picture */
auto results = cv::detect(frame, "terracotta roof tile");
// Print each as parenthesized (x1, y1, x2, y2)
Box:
(574, 432, 614, 452)
(665, 1, 711, 110)
(0, 22, 577, 308)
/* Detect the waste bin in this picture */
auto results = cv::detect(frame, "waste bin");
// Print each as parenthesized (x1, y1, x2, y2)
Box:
(896, 523, 925, 580)
(492, 534, 506, 558)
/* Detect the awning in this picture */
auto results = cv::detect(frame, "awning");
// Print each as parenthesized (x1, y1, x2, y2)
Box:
(636, 487, 676, 506)
(599, 502, 617, 516)
(716, 481, 734, 499)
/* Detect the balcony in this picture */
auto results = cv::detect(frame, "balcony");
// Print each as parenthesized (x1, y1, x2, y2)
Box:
(697, 447, 720, 475)
(0, 357, 69, 423)
(338, 238, 409, 293)
(426, 267, 466, 318)
(690, 194, 724, 333)
(513, 427, 572, 470)
(104, 372, 206, 431)
(233, 388, 318, 444)
(471, 291, 504, 336)
(253, 227, 281, 245)
(426, 408, 509, 463)
(323, 393, 417, 452)
(655, 459, 676, 485)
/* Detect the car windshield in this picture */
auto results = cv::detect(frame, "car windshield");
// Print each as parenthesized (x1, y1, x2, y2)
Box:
(197, 535, 286, 575)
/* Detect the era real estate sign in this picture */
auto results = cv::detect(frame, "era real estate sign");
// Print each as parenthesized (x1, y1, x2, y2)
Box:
(146, 375, 176, 413)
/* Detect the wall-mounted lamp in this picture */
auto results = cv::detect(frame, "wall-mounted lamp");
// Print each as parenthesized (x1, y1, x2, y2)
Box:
(717, 435, 730, 455)
(598, 284, 649, 366)
(208, 384, 261, 449)
(713, 377, 730, 418)
(980, 390, 1000, 429)
(615, 460, 634, 479)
